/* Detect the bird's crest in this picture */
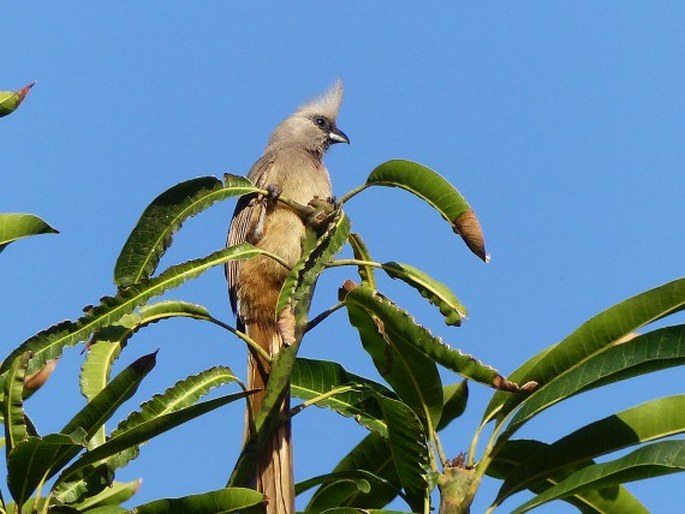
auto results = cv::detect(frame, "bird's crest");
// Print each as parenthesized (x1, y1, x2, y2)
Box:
(296, 79, 344, 121)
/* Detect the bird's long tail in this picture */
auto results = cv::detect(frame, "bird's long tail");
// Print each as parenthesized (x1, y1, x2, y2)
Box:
(245, 323, 294, 514)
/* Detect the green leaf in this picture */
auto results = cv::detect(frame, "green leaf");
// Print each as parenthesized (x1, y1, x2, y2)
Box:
(497, 395, 685, 503)
(80, 300, 213, 447)
(510, 440, 685, 514)
(71, 478, 141, 510)
(276, 209, 351, 325)
(3, 352, 32, 457)
(488, 439, 648, 514)
(436, 381, 468, 432)
(365, 159, 488, 261)
(305, 432, 402, 512)
(7, 432, 86, 507)
(345, 294, 443, 429)
(291, 357, 394, 436)
(377, 395, 430, 512)
(380, 261, 467, 326)
(56, 367, 241, 503)
(57, 391, 252, 487)
(0, 82, 35, 118)
(0, 213, 58, 253)
(503, 325, 685, 437)
(485, 277, 685, 424)
(0, 243, 262, 376)
(131, 488, 265, 514)
(348, 232, 377, 289)
(38, 353, 157, 487)
(344, 285, 525, 394)
(115, 175, 259, 287)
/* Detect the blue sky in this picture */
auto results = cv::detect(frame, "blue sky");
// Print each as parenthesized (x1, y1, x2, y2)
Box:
(3, 3, 684, 513)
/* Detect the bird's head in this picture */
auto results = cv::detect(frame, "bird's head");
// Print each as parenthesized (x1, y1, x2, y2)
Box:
(268, 80, 349, 156)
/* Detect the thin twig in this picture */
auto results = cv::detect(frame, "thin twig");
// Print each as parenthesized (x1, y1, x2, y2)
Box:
(208, 316, 273, 364)
(305, 302, 345, 333)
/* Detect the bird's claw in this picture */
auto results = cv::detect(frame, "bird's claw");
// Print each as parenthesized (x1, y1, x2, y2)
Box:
(266, 184, 282, 202)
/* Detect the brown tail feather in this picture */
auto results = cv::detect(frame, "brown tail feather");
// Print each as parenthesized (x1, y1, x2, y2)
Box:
(246, 323, 294, 514)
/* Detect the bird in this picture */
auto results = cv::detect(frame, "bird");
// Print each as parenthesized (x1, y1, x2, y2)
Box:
(226, 81, 348, 513)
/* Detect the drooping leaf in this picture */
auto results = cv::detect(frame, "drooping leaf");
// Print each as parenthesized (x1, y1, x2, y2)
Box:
(3, 352, 32, 456)
(436, 381, 468, 431)
(0, 243, 262, 376)
(57, 391, 253, 488)
(496, 395, 685, 503)
(364, 159, 488, 261)
(485, 277, 685, 424)
(291, 357, 394, 436)
(503, 325, 685, 437)
(380, 261, 467, 326)
(114, 174, 259, 287)
(487, 439, 648, 514)
(0, 213, 58, 253)
(510, 440, 685, 514)
(348, 232, 377, 289)
(377, 395, 430, 512)
(56, 367, 241, 503)
(131, 488, 265, 514)
(0, 82, 36, 118)
(343, 283, 532, 393)
(7, 432, 86, 507)
(344, 290, 443, 429)
(305, 432, 402, 512)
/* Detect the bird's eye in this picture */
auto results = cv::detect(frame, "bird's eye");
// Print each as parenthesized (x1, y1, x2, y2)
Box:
(314, 116, 328, 128)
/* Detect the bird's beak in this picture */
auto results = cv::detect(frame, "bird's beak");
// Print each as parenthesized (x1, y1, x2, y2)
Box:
(329, 127, 350, 144)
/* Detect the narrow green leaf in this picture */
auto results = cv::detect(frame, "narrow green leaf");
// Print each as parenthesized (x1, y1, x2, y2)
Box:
(380, 261, 467, 326)
(3, 352, 32, 456)
(345, 298, 443, 429)
(115, 175, 259, 287)
(485, 277, 685, 423)
(80, 300, 213, 447)
(7, 432, 86, 507)
(510, 440, 685, 514)
(40, 353, 156, 486)
(497, 395, 685, 503)
(436, 381, 468, 432)
(377, 396, 430, 512)
(0, 213, 58, 253)
(1, 243, 262, 376)
(365, 159, 488, 261)
(57, 391, 252, 485)
(348, 232, 377, 289)
(504, 326, 685, 437)
(276, 209, 350, 322)
(291, 357, 394, 436)
(71, 478, 141, 510)
(488, 439, 648, 514)
(0, 82, 35, 118)
(305, 432, 402, 512)
(131, 488, 265, 514)
(344, 285, 525, 392)
(56, 367, 241, 502)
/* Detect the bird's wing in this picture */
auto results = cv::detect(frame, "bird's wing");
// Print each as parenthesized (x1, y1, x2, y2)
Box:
(226, 153, 276, 318)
